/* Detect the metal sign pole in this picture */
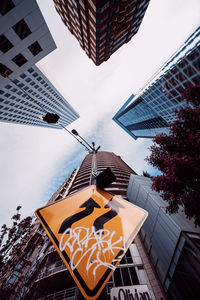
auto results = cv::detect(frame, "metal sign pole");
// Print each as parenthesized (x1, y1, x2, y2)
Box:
(90, 149, 98, 185)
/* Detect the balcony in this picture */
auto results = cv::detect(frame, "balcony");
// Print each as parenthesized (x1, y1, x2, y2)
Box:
(23, 264, 71, 300)
(37, 287, 76, 300)
(36, 264, 67, 282)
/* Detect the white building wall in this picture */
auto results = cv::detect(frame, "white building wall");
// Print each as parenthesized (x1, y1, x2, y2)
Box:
(0, 65, 79, 128)
(0, 0, 56, 88)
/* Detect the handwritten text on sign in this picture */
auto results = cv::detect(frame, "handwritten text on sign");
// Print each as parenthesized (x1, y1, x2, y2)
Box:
(35, 185, 148, 299)
(59, 226, 126, 279)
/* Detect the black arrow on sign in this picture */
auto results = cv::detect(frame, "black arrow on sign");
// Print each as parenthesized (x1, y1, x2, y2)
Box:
(93, 205, 117, 232)
(93, 198, 125, 232)
(58, 198, 101, 234)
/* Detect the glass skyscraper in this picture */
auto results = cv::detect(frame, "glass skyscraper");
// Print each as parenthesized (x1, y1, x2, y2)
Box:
(113, 26, 200, 139)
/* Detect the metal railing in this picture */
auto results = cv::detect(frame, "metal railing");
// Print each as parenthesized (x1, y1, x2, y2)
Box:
(36, 264, 67, 281)
(37, 287, 76, 300)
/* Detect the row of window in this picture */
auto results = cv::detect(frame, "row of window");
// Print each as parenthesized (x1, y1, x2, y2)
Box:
(1, 97, 65, 124)
(136, 46, 200, 109)
(0, 100, 41, 113)
(0, 116, 57, 128)
(118, 64, 198, 132)
(143, 59, 200, 108)
(14, 69, 77, 121)
(27, 68, 72, 110)
(127, 116, 168, 131)
(0, 75, 77, 127)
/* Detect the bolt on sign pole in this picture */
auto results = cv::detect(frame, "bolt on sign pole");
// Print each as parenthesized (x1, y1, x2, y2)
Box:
(35, 185, 148, 300)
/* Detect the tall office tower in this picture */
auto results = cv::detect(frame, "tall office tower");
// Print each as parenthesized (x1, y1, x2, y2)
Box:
(127, 175, 200, 300)
(67, 151, 136, 198)
(113, 26, 200, 139)
(0, 0, 56, 88)
(3, 152, 165, 300)
(0, 65, 79, 128)
(53, 0, 150, 65)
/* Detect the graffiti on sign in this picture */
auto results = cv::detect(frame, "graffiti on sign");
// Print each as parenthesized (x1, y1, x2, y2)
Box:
(59, 225, 125, 279)
(35, 185, 148, 300)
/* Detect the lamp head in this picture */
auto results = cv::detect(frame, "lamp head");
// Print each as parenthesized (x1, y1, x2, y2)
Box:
(42, 112, 60, 124)
(72, 129, 79, 136)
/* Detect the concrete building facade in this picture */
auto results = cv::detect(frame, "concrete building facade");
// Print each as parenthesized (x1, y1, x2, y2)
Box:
(0, 0, 56, 88)
(127, 174, 200, 300)
(0, 1, 79, 129)
(0, 65, 79, 128)
(53, 0, 150, 65)
(113, 26, 200, 139)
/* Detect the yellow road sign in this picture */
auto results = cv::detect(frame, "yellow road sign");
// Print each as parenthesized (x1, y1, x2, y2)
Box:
(35, 185, 148, 300)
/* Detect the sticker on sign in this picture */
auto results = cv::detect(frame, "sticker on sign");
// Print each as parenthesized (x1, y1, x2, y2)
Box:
(35, 185, 148, 300)
(110, 285, 152, 300)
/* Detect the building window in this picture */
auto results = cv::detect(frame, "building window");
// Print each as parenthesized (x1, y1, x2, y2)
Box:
(20, 73, 26, 79)
(28, 41, 42, 56)
(4, 93, 11, 98)
(0, 0, 15, 16)
(28, 69, 34, 75)
(12, 53, 27, 67)
(32, 72, 38, 78)
(0, 63, 12, 77)
(113, 266, 139, 287)
(12, 19, 32, 40)
(0, 34, 13, 53)
(119, 249, 134, 265)
(18, 83, 24, 88)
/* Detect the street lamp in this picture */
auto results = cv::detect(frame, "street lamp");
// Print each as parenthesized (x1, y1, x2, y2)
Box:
(70, 129, 116, 188)
(71, 129, 100, 184)
(72, 129, 94, 152)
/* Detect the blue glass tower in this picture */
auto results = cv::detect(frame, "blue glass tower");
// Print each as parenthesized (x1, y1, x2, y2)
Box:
(113, 26, 200, 139)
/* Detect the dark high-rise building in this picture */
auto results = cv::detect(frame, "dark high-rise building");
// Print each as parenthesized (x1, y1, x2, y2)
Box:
(1, 152, 165, 300)
(53, 0, 150, 65)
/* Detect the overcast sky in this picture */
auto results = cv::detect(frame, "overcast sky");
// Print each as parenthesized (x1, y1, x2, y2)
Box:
(0, 0, 200, 227)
